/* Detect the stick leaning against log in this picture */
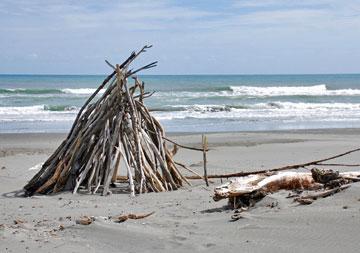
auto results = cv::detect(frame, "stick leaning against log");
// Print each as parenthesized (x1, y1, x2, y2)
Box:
(24, 45, 188, 196)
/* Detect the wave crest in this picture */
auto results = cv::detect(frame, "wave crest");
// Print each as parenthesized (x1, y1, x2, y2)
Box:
(229, 84, 360, 97)
(0, 88, 105, 96)
(2, 84, 360, 98)
(61, 88, 105, 95)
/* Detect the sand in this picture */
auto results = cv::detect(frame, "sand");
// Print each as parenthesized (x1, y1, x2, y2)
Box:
(1, 129, 360, 252)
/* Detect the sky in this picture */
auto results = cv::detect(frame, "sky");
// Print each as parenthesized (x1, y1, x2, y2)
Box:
(1, 0, 360, 75)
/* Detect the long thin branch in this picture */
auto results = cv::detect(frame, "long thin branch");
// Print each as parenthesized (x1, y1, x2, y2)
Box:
(186, 147, 360, 179)
(316, 163, 360, 167)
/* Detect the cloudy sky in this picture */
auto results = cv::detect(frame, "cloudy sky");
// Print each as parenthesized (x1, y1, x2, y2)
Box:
(1, 0, 360, 74)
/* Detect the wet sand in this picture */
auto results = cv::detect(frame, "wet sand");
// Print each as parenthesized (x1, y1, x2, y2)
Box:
(1, 129, 360, 252)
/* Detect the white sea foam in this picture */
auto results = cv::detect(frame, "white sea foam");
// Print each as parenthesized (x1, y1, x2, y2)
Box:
(255, 102, 360, 110)
(153, 110, 360, 121)
(0, 105, 77, 122)
(0, 105, 44, 114)
(2, 102, 360, 129)
(3, 85, 360, 98)
(152, 102, 360, 121)
(229, 84, 360, 97)
(154, 84, 360, 99)
(154, 91, 225, 99)
(169, 102, 360, 112)
(171, 104, 234, 112)
(61, 88, 106, 95)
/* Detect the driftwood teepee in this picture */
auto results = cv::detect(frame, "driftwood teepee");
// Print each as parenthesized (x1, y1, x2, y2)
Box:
(24, 45, 188, 196)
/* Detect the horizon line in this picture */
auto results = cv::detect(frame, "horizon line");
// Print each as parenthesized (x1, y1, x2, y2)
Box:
(1, 72, 360, 76)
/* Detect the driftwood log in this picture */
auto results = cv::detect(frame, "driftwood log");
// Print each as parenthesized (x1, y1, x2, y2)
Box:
(214, 169, 360, 209)
(24, 46, 189, 196)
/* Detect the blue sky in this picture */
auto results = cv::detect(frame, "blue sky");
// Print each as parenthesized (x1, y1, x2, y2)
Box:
(1, 0, 360, 74)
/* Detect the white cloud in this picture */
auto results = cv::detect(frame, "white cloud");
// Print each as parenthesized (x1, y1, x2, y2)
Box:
(232, 0, 332, 8)
(28, 53, 38, 59)
(0, 0, 360, 74)
(2, 1, 360, 33)
(0, 1, 214, 31)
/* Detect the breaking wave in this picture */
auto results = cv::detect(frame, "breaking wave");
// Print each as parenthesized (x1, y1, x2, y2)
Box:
(2, 84, 360, 98)
(229, 84, 360, 97)
(0, 88, 105, 96)
(154, 84, 360, 99)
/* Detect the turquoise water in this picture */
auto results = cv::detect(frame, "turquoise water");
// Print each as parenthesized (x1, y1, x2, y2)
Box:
(1, 74, 360, 133)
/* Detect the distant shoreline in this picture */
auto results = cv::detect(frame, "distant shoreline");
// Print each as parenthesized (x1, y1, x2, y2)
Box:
(1, 127, 360, 137)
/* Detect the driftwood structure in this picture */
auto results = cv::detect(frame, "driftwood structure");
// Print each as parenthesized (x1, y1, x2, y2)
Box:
(24, 46, 189, 196)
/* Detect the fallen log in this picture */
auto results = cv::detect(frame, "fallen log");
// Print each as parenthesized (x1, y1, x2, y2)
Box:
(213, 170, 360, 209)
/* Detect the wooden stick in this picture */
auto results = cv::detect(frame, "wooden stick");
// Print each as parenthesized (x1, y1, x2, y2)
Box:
(316, 163, 360, 167)
(162, 136, 210, 152)
(202, 135, 209, 187)
(295, 184, 351, 203)
(174, 162, 214, 183)
(116, 145, 135, 197)
(187, 147, 360, 179)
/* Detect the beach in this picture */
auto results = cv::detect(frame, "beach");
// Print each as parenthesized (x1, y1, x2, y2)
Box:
(2, 1, 360, 252)
(1, 129, 360, 252)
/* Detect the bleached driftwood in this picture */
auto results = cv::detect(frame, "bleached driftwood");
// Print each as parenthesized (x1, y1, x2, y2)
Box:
(213, 170, 360, 209)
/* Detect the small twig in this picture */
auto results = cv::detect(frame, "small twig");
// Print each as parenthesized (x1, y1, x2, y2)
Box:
(342, 176, 360, 182)
(111, 211, 155, 223)
(295, 184, 351, 204)
(133, 91, 155, 99)
(105, 60, 116, 70)
(127, 61, 158, 76)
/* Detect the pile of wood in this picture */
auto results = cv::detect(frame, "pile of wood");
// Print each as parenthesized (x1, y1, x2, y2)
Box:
(24, 46, 189, 196)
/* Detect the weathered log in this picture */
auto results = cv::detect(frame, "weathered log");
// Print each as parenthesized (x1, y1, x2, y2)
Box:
(213, 170, 360, 209)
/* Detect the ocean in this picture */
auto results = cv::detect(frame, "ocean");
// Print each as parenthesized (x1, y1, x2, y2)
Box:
(1, 74, 360, 133)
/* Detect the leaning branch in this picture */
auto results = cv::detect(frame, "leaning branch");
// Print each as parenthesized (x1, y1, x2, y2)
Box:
(162, 136, 210, 152)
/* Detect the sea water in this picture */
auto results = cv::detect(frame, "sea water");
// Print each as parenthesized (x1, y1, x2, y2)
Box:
(1, 74, 360, 133)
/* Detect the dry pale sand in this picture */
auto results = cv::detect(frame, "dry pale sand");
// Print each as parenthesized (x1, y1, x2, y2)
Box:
(1, 129, 360, 252)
